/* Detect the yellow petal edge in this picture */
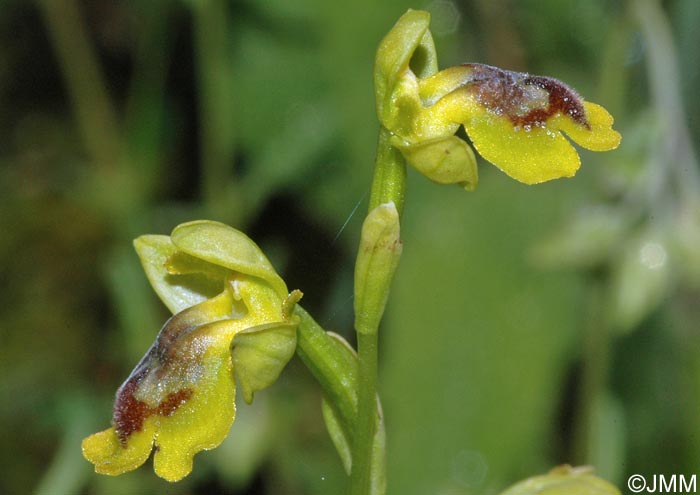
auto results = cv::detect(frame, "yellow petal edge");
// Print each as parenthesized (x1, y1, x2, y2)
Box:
(82, 322, 237, 481)
(464, 99, 621, 185)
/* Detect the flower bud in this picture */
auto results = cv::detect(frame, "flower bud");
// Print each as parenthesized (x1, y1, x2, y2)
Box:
(354, 202, 402, 335)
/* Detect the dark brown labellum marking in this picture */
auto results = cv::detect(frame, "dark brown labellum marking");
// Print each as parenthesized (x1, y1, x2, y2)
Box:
(113, 367, 194, 445)
(157, 389, 193, 417)
(113, 369, 150, 444)
(461, 64, 590, 129)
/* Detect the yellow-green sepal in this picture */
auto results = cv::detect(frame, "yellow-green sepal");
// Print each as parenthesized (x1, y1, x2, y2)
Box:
(134, 235, 221, 313)
(374, 9, 437, 129)
(171, 220, 288, 299)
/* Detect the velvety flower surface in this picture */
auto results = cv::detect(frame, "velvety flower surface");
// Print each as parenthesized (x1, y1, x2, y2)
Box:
(82, 221, 299, 481)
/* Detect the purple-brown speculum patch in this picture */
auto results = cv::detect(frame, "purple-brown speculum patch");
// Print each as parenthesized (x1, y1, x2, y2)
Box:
(113, 366, 193, 444)
(461, 63, 590, 129)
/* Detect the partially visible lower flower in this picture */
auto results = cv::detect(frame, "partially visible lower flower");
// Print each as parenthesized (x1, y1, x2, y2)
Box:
(375, 10, 621, 187)
(498, 465, 620, 495)
(82, 221, 300, 481)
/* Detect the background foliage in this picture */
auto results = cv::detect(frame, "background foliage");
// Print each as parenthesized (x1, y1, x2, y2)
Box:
(1, 0, 698, 494)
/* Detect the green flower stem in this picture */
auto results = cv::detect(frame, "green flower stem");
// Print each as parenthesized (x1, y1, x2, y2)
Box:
(295, 126, 404, 494)
(349, 332, 380, 495)
(369, 127, 408, 215)
(294, 306, 358, 431)
(350, 127, 407, 495)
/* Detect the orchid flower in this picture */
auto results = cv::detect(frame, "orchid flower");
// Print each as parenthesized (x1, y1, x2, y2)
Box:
(82, 221, 300, 481)
(375, 10, 621, 188)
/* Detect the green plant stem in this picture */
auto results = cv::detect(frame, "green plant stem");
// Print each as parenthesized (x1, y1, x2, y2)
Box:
(369, 127, 408, 214)
(349, 332, 380, 495)
(349, 125, 407, 495)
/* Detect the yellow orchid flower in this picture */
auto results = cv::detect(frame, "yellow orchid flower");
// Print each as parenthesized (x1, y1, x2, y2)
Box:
(419, 63, 621, 184)
(82, 221, 300, 481)
(376, 10, 621, 187)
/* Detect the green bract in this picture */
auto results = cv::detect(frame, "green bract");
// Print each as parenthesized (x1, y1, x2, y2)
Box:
(321, 333, 359, 475)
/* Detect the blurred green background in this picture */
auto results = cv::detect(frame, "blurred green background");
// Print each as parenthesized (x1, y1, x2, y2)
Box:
(2, 0, 699, 494)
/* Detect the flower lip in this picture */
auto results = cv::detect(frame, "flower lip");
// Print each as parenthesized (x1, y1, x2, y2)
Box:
(461, 63, 590, 130)
(110, 287, 234, 446)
